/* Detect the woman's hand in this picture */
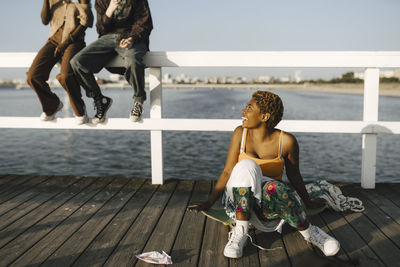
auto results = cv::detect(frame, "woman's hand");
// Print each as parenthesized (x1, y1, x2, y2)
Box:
(305, 198, 327, 209)
(187, 201, 212, 213)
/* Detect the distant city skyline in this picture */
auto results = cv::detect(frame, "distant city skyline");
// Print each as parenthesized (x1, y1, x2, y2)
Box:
(1, 0, 399, 79)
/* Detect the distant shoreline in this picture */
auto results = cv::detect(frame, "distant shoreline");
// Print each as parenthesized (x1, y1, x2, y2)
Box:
(3, 82, 400, 97)
(158, 82, 400, 97)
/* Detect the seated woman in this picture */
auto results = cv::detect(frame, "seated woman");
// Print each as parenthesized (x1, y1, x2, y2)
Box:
(188, 90, 340, 258)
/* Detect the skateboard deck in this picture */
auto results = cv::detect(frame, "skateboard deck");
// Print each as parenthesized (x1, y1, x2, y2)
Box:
(201, 209, 235, 226)
(201, 205, 328, 226)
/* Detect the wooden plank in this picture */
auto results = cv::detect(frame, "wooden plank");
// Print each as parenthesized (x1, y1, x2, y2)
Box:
(342, 184, 400, 266)
(281, 224, 318, 266)
(194, 180, 229, 267)
(169, 180, 212, 267)
(319, 207, 385, 267)
(10, 177, 114, 267)
(0, 177, 95, 266)
(255, 230, 290, 267)
(39, 178, 131, 267)
(375, 183, 400, 209)
(0, 175, 49, 205)
(0, 177, 398, 267)
(103, 180, 177, 266)
(71, 179, 152, 267)
(0, 176, 87, 247)
(229, 228, 260, 267)
(0, 176, 79, 231)
(342, 209, 400, 267)
(0, 175, 21, 188)
(390, 183, 400, 192)
(135, 180, 195, 267)
(198, 216, 229, 267)
(0, 175, 36, 201)
(360, 184, 400, 226)
(308, 214, 356, 266)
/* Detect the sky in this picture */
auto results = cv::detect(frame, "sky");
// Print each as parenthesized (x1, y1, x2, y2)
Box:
(0, 0, 399, 80)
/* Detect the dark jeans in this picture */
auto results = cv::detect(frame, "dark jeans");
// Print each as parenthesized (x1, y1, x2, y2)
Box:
(27, 39, 86, 116)
(70, 33, 147, 103)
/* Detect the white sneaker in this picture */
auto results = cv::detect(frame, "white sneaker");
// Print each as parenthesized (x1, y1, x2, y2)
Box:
(223, 226, 248, 258)
(306, 225, 340, 256)
(75, 114, 88, 125)
(40, 101, 63, 121)
(75, 106, 88, 125)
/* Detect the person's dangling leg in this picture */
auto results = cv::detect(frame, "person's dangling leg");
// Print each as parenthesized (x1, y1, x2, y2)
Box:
(70, 34, 116, 123)
(262, 181, 340, 256)
(116, 42, 147, 122)
(223, 159, 263, 258)
(27, 40, 61, 119)
(58, 41, 88, 124)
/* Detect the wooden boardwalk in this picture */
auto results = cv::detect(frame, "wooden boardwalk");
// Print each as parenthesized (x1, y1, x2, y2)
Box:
(0, 175, 399, 267)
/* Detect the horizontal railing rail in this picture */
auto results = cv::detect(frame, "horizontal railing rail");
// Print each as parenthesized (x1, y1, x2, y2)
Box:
(1, 51, 400, 187)
(3, 51, 400, 68)
(0, 118, 400, 134)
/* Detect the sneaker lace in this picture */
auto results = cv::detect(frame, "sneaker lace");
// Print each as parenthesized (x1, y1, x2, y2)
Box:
(132, 102, 143, 116)
(227, 227, 244, 246)
(309, 226, 328, 247)
(227, 227, 282, 251)
(94, 99, 104, 117)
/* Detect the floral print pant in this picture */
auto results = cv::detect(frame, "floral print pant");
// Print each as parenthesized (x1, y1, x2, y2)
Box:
(233, 180, 307, 229)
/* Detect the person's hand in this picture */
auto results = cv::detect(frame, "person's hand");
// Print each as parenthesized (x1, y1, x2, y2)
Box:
(120, 37, 133, 50)
(54, 43, 68, 58)
(187, 201, 212, 213)
(106, 0, 121, 18)
(306, 198, 327, 209)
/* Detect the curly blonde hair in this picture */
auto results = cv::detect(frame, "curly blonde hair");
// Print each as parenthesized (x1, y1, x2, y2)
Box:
(252, 90, 284, 129)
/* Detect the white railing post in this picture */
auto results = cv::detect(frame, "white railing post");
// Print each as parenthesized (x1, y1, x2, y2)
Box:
(361, 68, 379, 189)
(149, 67, 163, 184)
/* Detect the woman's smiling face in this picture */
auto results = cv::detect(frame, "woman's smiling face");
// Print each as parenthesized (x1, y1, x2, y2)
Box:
(241, 98, 268, 128)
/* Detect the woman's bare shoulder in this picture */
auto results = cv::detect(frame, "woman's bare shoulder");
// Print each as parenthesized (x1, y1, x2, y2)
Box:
(281, 130, 299, 152)
(232, 126, 244, 141)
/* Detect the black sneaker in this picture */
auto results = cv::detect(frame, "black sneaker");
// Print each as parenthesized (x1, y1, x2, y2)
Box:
(130, 101, 144, 122)
(92, 96, 112, 124)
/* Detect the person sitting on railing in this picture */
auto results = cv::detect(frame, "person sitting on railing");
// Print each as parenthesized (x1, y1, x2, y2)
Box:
(27, 0, 93, 125)
(70, 0, 153, 124)
(188, 90, 340, 258)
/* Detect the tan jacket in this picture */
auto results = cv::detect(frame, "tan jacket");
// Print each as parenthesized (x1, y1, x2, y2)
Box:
(42, 0, 93, 43)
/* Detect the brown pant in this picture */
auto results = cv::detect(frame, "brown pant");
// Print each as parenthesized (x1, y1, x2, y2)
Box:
(27, 37, 86, 116)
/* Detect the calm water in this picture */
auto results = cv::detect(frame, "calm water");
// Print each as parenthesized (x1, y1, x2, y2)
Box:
(0, 87, 399, 182)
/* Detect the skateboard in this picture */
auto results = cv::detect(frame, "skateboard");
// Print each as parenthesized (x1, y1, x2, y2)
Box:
(200, 209, 235, 226)
(199, 205, 328, 226)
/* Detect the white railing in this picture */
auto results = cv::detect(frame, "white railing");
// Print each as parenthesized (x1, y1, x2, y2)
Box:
(1, 51, 400, 188)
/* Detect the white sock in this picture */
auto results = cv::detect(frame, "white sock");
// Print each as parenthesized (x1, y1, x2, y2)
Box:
(299, 225, 311, 240)
(236, 220, 249, 234)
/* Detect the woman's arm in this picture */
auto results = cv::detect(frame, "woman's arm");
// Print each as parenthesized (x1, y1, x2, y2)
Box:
(188, 126, 243, 212)
(283, 133, 326, 209)
(41, 0, 51, 25)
